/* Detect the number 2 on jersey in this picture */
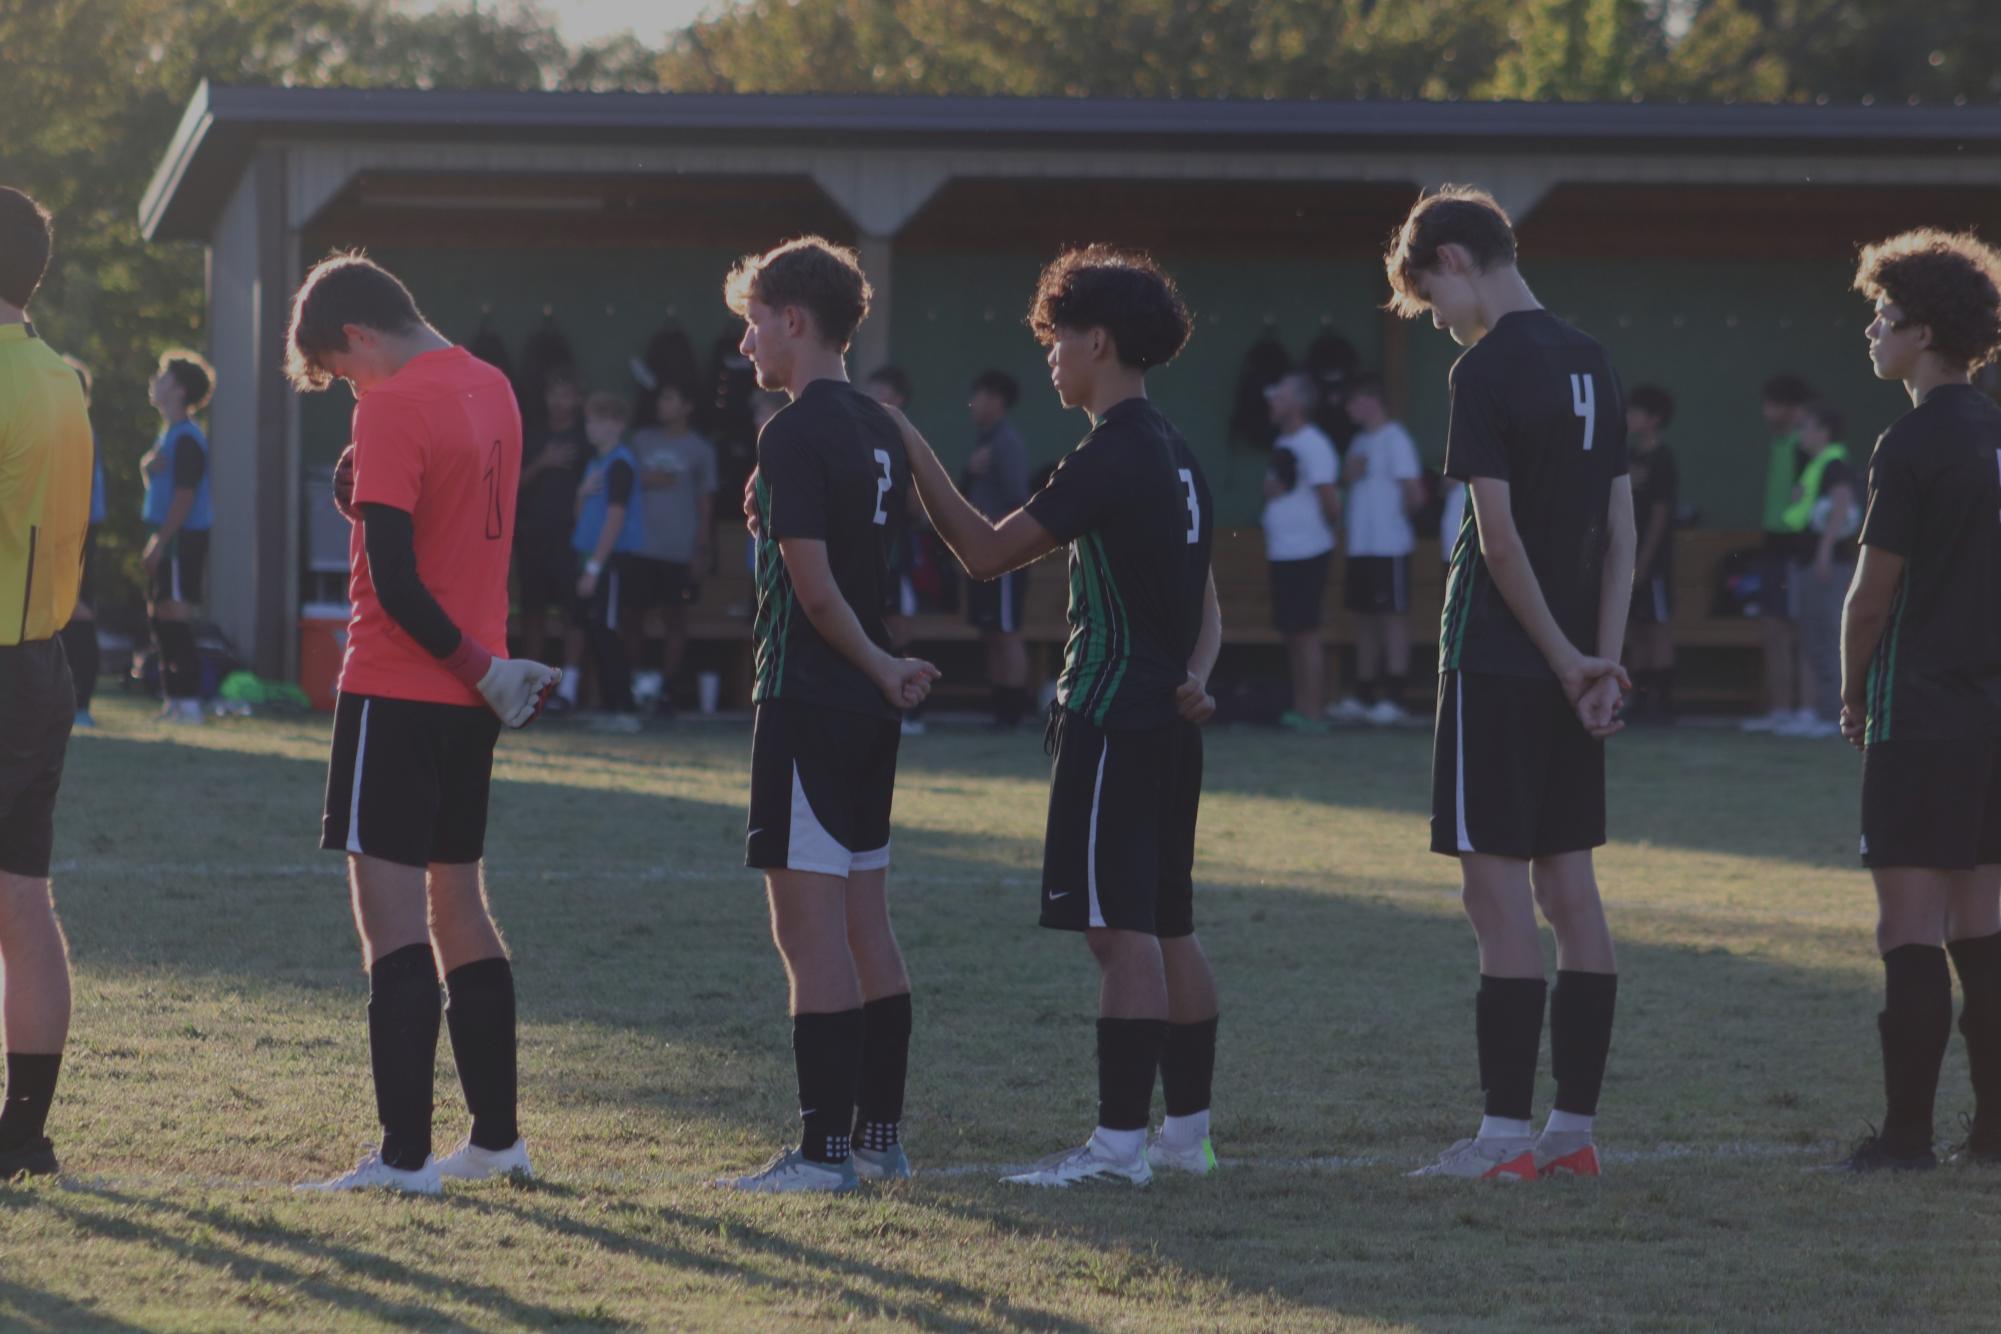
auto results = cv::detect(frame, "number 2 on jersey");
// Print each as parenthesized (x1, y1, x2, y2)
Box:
(1570, 374, 1597, 452)
(1179, 468, 1201, 544)
(871, 449, 893, 526)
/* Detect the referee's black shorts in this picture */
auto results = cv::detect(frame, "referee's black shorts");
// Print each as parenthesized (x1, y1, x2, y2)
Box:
(0, 638, 76, 878)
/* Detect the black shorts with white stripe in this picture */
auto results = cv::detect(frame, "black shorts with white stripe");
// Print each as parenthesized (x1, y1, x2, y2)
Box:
(1430, 670, 1604, 860)
(1344, 554, 1410, 615)
(320, 692, 501, 868)
(1628, 569, 1673, 625)
(746, 699, 900, 877)
(147, 529, 208, 606)
(966, 567, 1027, 633)
(1040, 709, 1201, 937)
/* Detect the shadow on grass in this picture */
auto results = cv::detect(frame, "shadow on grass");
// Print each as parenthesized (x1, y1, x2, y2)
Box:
(37, 718, 1907, 1328)
(0, 1275, 151, 1333)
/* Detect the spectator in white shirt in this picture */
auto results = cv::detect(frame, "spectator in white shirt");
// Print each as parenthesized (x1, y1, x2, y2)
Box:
(1332, 374, 1424, 726)
(1260, 371, 1342, 734)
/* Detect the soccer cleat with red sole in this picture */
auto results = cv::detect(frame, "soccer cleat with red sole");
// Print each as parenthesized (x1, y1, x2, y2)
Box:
(1534, 1132, 1601, 1178)
(1410, 1136, 1538, 1180)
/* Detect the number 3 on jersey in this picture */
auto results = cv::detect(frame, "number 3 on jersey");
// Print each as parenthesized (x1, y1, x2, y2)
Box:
(1179, 467, 1201, 544)
(872, 449, 893, 526)
(1570, 374, 1597, 452)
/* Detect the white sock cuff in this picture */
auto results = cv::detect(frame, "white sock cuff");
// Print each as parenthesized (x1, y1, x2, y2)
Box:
(1477, 1115, 1535, 1140)
(1161, 1111, 1211, 1144)
(1092, 1126, 1146, 1160)
(1543, 1109, 1594, 1135)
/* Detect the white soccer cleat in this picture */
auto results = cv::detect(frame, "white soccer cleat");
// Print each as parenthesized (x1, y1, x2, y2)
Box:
(851, 1144, 912, 1181)
(1003, 1133, 1153, 1188)
(294, 1149, 442, 1195)
(1739, 709, 1788, 733)
(1145, 1132, 1218, 1176)
(1326, 697, 1369, 723)
(1409, 1136, 1538, 1181)
(437, 1137, 534, 1182)
(713, 1147, 858, 1194)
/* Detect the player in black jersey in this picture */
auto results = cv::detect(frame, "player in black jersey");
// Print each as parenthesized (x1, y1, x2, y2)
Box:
(720, 237, 939, 1194)
(1831, 229, 2001, 1172)
(1386, 187, 1635, 1181)
(884, 247, 1222, 1188)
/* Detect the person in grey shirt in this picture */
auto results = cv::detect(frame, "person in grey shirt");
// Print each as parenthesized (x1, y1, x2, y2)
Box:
(964, 369, 1033, 727)
(627, 379, 716, 714)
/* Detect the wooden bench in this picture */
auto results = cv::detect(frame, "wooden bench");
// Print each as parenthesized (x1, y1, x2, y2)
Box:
(590, 527, 1771, 712)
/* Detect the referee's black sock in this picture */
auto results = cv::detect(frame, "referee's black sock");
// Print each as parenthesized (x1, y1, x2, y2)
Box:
(1096, 1018, 1167, 1137)
(1550, 971, 1617, 1117)
(853, 992, 912, 1153)
(1477, 975, 1547, 1123)
(60, 618, 99, 711)
(1880, 943, 1953, 1150)
(444, 957, 519, 1151)
(1948, 931, 2001, 1131)
(0, 1053, 61, 1153)
(368, 943, 442, 1171)
(793, 1009, 864, 1164)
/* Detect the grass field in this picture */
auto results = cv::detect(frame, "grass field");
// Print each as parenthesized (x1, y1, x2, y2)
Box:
(3, 694, 2000, 1331)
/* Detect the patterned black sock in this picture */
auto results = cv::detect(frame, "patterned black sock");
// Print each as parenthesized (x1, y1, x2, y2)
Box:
(1880, 943, 1953, 1148)
(368, 944, 442, 1170)
(1096, 1018, 1167, 1132)
(0, 1053, 62, 1153)
(161, 621, 202, 698)
(1160, 1016, 1219, 1118)
(1383, 673, 1407, 711)
(444, 957, 519, 1150)
(793, 1009, 864, 1163)
(1949, 932, 2001, 1129)
(853, 992, 913, 1152)
(1550, 971, 1618, 1116)
(1477, 975, 1547, 1122)
(1355, 677, 1379, 707)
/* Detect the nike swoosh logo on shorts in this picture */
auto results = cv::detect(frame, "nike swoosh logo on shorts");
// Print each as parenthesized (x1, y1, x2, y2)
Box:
(1048, 890, 1070, 899)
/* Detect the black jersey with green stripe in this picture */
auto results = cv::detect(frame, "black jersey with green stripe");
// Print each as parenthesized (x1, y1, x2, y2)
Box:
(750, 378, 910, 720)
(1857, 384, 2001, 745)
(1438, 311, 1627, 678)
(1024, 397, 1212, 730)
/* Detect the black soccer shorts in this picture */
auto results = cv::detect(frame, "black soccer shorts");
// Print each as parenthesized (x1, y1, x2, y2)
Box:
(1040, 709, 1202, 938)
(746, 700, 901, 877)
(1862, 737, 2001, 870)
(966, 567, 1028, 634)
(1431, 670, 1605, 860)
(321, 692, 502, 868)
(0, 639, 76, 879)
(1344, 554, 1411, 615)
(147, 529, 208, 606)
(1268, 553, 1329, 634)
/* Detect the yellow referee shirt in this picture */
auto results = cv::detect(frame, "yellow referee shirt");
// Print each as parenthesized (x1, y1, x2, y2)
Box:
(0, 322, 92, 645)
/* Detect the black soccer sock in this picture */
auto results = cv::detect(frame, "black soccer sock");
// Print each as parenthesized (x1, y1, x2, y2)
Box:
(638, 636, 665, 672)
(368, 943, 442, 1171)
(1355, 677, 1379, 707)
(1096, 1018, 1168, 1133)
(1160, 1016, 1219, 1118)
(1948, 931, 2001, 1129)
(853, 992, 913, 1152)
(157, 621, 199, 699)
(60, 618, 99, 711)
(444, 957, 519, 1151)
(1476, 975, 1547, 1122)
(989, 684, 1008, 726)
(1550, 970, 1618, 1117)
(1880, 943, 1953, 1148)
(1383, 672, 1407, 711)
(793, 1009, 864, 1164)
(1655, 667, 1677, 718)
(0, 1053, 62, 1153)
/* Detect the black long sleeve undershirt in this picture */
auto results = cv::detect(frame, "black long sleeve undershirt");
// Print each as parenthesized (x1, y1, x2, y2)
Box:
(360, 503, 463, 659)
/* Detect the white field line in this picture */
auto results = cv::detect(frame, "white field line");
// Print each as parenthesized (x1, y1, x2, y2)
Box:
(44, 1141, 1829, 1194)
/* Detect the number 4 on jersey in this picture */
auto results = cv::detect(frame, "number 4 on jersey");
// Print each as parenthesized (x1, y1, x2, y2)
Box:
(1571, 374, 1597, 452)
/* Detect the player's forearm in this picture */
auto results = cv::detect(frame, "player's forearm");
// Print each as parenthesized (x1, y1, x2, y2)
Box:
(1187, 572, 1222, 685)
(587, 509, 623, 570)
(361, 504, 465, 660)
(1841, 595, 1890, 706)
(796, 581, 892, 679)
(1595, 535, 1637, 662)
(155, 488, 195, 543)
(1484, 539, 1586, 675)
(904, 424, 1008, 579)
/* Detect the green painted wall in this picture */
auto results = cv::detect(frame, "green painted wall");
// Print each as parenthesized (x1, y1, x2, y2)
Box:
(1403, 258, 1912, 529)
(302, 245, 1912, 536)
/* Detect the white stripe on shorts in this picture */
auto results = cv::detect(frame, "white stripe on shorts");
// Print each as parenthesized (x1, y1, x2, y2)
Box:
(1085, 738, 1109, 928)
(345, 700, 372, 855)
(1453, 675, 1475, 854)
